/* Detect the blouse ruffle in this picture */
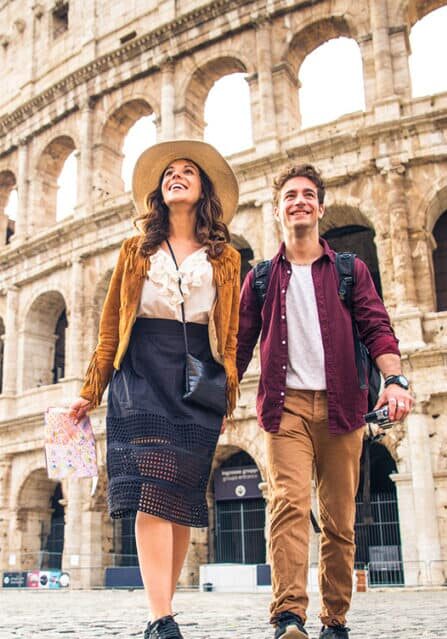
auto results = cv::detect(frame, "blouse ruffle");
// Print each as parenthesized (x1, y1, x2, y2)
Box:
(148, 247, 210, 309)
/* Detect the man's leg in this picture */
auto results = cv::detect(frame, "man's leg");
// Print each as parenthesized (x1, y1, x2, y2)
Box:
(311, 392, 364, 627)
(265, 390, 315, 625)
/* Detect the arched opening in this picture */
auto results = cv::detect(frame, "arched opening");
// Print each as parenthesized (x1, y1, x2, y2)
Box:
(355, 441, 403, 586)
(0, 317, 4, 394)
(0, 170, 17, 245)
(97, 100, 154, 200)
(16, 470, 64, 571)
(204, 73, 253, 155)
(112, 514, 138, 567)
(33, 136, 76, 232)
(212, 450, 266, 564)
(322, 224, 383, 298)
(121, 114, 157, 191)
(433, 210, 447, 311)
(409, 6, 447, 98)
(230, 234, 254, 284)
(22, 291, 67, 390)
(56, 151, 77, 221)
(183, 57, 249, 141)
(299, 37, 365, 128)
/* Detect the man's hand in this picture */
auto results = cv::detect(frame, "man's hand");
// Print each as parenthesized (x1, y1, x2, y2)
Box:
(374, 385, 414, 422)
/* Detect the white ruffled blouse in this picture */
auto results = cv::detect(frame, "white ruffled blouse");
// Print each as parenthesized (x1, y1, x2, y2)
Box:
(137, 246, 216, 324)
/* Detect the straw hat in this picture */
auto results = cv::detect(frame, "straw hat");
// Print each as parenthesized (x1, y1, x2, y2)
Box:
(132, 140, 239, 225)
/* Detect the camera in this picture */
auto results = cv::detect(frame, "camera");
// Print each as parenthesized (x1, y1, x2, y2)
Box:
(364, 405, 394, 429)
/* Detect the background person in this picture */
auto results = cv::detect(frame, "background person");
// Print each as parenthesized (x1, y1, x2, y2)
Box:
(236, 163, 413, 639)
(70, 140, 241, 639)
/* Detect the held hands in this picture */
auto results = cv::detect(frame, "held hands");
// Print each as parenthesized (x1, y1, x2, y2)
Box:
(374, 384, 414, 422)
(69, 397, 92, 424)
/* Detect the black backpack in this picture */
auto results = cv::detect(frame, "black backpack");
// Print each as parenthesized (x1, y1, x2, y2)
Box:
(251, 253, 381, 411)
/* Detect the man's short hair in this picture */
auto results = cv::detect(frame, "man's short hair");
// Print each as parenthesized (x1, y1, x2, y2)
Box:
(272, 164, 325, 206)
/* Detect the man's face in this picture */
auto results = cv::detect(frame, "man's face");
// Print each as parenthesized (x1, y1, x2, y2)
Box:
(274, 176, 325, 235)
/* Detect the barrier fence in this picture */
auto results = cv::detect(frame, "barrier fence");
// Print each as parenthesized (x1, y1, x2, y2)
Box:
(2, 553, 446, 589)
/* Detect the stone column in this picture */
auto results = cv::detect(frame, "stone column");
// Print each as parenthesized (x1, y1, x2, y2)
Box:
(390, 472, 420, 586)
(260, 198, 280, 259)
(160, 60, 175, 141)
(62, 478, 83, 587)
(65, 257, 85, 380)
(0, 456, 12, 571)
(13, 140, 29, 241)
(406, 405, 443, 585)
(76, 99, 94, 217)
(253, 17, 279, 152)
(272, 62, 300, 138)
(385, 166, 424, 349)
(370, 0, 400, 119)
(2, 286, 19, 396)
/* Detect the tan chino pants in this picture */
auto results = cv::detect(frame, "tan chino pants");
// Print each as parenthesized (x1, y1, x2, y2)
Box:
(265, 389, 364, 626)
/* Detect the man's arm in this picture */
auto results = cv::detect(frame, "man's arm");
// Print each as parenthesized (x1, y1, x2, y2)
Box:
(236, 269, 263, 381)
(352, 260, 413, 421)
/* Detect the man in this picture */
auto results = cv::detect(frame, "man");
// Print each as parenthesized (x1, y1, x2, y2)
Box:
(236, 164, 413, 639)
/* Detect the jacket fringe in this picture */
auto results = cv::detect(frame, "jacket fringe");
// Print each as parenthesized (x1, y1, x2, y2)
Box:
(125, 240, 149, 277)
(81, 352, 104, 410)
(225, 366, 240, 418)
(211, 248, 239, 286)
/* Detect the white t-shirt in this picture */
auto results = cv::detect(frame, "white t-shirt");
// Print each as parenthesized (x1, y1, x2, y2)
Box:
(137, 246, 216, 324)
(285, 264, 326, 390)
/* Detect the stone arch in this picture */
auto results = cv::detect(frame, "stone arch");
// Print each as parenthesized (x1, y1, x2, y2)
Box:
(96, 98, 154, 200)
(421, 183, 447, 311)
(31, 136, 77, 233)
(404, 0, 447, 24)
(0, 316, 4, 394)
(283, 16, 357, 81)
(0, 170, 17, 245)
(21, 290, 68, 391)
(409, 4, 447, 98)
(14, 468, 64, 571)
(181, 56, 249, 139)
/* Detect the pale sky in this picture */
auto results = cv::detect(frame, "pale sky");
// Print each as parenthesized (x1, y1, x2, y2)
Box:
(4, 6, 447, 222)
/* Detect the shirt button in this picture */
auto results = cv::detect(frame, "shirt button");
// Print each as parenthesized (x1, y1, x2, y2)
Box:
(280, 392, 285, 396)
(287, 270, 291, 275)
(282, 340, 286, 344)
(281, 315, 285, 320)
(282, 365, 286, 370)
(282, 289, 286, 293)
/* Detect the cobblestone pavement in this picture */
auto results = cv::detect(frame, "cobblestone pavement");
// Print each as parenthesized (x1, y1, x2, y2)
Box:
(0, 588, 446, 639)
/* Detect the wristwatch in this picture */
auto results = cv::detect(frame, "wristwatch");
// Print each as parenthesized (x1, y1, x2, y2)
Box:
(384, 374, 409, 390)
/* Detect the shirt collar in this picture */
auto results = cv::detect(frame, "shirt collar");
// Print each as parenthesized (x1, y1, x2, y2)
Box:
(276, 238, 335, 264)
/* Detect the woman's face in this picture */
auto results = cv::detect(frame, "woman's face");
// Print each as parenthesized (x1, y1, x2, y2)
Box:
(161, 159, 203, 210)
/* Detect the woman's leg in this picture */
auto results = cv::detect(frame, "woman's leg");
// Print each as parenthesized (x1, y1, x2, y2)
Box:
(171, 523, 191, 597)
(135, 511, 175, 620)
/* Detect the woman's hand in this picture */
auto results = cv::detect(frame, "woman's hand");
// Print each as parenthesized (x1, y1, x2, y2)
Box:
(69, 398, 92, 424)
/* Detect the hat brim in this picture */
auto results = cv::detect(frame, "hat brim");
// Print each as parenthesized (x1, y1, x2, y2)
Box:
(131, 140, 239, 225)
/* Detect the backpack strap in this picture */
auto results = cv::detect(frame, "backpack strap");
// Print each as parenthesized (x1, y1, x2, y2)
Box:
(251, 259, 272, 307)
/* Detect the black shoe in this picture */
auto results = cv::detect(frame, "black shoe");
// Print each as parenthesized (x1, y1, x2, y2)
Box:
(274, 611, 308, 639)
(319, 624, 350, 639)
(144, 615, 184, 639)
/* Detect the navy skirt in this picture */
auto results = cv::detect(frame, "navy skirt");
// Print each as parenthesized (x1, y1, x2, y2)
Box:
(106, 318, 223, 527)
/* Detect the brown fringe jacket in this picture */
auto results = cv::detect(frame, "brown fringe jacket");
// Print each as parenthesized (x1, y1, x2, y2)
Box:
(80, 236, 241, 416)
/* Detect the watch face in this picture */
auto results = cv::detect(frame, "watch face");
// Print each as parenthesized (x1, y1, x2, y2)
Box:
(387, 375, 409, 389)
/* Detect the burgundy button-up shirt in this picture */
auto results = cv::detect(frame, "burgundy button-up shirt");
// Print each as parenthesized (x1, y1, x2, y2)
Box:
(236, 240, 400, 435)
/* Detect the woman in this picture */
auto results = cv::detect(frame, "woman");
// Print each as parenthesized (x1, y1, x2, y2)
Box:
(70, 140, 241, 639)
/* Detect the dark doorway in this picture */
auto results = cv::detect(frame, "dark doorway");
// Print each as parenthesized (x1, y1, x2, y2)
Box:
(322, 225, 383, 298)
(52, 309, 67, 383)
(41, 483, 64, 570)
(433, 210, 447, 311)
(113, 514, 138, 566)
(355, 442, 403, 585)
(214, 451, 266, 564)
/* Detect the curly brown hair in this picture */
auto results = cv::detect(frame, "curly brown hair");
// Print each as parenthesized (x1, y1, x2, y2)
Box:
(134, 163, 230, 258)
(272, 164, 325, 206)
